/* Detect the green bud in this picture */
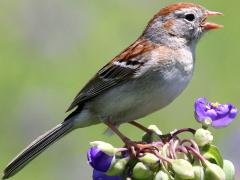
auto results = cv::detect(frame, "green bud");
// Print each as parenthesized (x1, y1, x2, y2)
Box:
(223, 160, 235, 180)
(139, 153, 159, 168)
(90, 141, 117, 156)
(174, 175, 186, 180)
(106, 157, 129, 176)
(171, 159, 195, 179)
(194, 128, 213, 147)
(147, 125, 163, 135)
(132, 162, 154, 180)
(142, 125, 162, 143)
(205, 161, 226, 180)
(193, 165, 204, 180)
(202, 118, 212, 129)
(176, 152, 188, 161)
(154, 170, 169, 180)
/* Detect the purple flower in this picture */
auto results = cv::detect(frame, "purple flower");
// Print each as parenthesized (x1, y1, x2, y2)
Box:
(93, 170, 121, 180)
(87, 146, 114, 172)
(194, 97, 238, 128)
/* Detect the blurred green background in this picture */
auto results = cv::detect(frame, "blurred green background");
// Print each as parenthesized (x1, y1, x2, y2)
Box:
(0, 0, 239, 179)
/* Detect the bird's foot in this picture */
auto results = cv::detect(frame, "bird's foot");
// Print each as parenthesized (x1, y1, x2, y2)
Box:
(123, 138, 158, 157)
(158, 133, 172, 143)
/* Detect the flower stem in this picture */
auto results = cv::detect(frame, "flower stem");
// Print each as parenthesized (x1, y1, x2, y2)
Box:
(153, 150, 172, 163)
(185, 145, 207, 166)
(180, 138, 200, 152)
(171, 128, 196, 138)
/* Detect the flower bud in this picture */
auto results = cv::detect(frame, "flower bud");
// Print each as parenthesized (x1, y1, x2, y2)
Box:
(223, 160, 235, 180)
(90, 141, 117, 156)
(139, 153, 159, 168)
(154, 171, 169, 180)
(93, 169, 121, 180)
(171, 159, 194, 179)
(176, 152, 188, 161)
(148, 125, 163, 135)
(106, 158, 129, 176)
(142, 125, 162, 142)
(202, 118, 212, 128)
(194, 128, 213, 147)
(87, 146, 115, 172)
(193, 165, 204, 180)
(205, 161, 226, 180)
(132, 162, 154, 180)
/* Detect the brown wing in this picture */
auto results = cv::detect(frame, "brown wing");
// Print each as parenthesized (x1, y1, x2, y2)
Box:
(66, 38, 158, 112)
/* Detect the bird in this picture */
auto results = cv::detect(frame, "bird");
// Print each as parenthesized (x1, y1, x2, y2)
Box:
(2, 2, 223, 179)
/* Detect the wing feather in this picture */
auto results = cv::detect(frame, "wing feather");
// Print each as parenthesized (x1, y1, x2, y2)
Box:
(66, 64, 136, 112)
(66, 38, 159, 112)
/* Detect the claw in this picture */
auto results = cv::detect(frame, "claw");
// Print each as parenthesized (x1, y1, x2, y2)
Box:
(124, 139, 158, 158)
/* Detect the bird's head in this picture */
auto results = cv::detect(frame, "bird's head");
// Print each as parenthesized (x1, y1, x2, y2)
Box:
(143, 3, 223, 48)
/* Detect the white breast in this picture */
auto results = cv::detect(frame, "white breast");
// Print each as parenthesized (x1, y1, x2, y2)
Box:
(88, 48, 195, 125)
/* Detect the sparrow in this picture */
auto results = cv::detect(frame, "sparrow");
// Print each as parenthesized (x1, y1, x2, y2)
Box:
(2, 2, 223, 179)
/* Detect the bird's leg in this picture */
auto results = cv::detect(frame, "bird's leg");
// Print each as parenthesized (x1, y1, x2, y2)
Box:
(104, 121, 130, 143)
(129, 121, 187, 142)
(104, 121, 157, 157)
(129, 121, 153, 134)
(129, 121, 169, 142)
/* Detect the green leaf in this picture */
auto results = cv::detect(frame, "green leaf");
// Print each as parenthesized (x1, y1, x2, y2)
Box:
(201, 145, 223, 168)
(223, 160, 235, 180)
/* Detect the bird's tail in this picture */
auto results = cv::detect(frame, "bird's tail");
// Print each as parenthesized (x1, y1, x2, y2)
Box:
(2, 120, 74, 179)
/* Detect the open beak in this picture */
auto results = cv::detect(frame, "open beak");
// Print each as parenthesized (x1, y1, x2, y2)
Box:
(201, 10, 223, 30)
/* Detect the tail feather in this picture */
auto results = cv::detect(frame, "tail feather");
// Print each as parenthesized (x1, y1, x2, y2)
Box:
(2, 120, 74, 179)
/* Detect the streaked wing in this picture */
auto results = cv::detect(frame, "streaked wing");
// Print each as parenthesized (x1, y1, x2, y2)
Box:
(66, 64, 137, 112)
(66, 38, 159, 112)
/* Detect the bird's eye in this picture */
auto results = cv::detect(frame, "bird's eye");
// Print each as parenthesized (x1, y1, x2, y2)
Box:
(184, 14, 195, 21)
